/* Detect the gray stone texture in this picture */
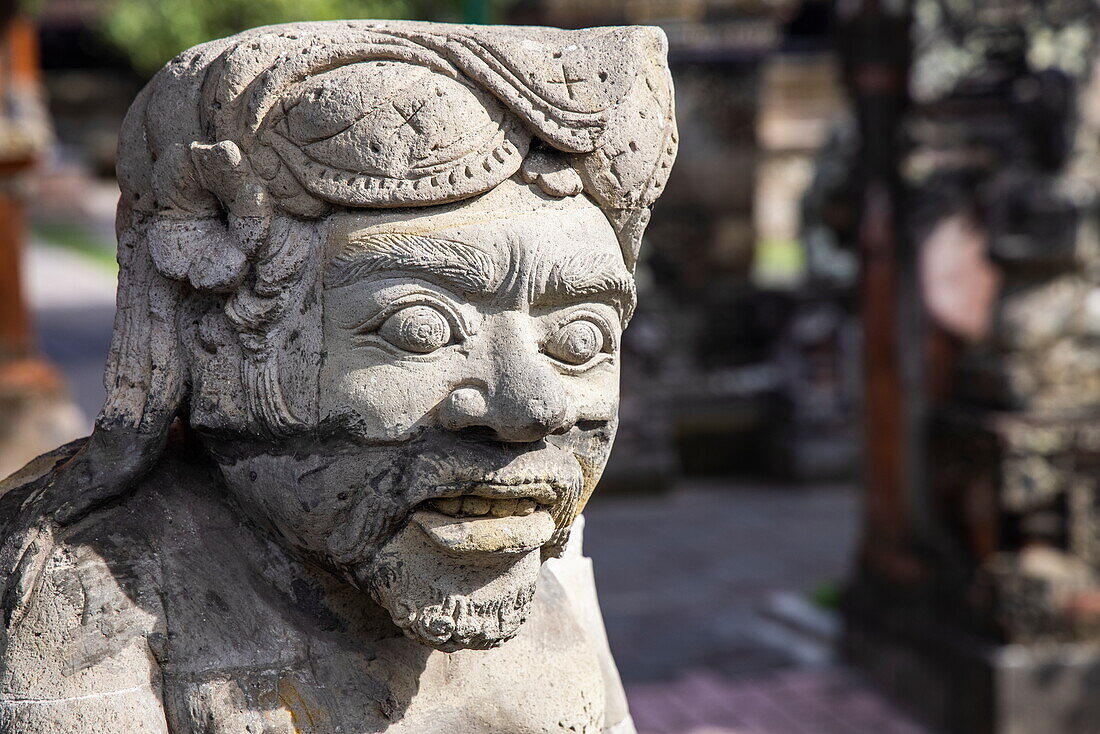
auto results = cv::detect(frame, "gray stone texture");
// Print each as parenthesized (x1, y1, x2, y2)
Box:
(0, 20, 677, 733)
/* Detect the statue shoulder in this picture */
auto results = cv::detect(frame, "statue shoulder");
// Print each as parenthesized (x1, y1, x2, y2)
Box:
(0, 438, 87, 505)
(0, 455, 170, 732)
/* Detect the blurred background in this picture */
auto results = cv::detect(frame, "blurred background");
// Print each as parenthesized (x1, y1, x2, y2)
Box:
(4, 0, 1100, 732)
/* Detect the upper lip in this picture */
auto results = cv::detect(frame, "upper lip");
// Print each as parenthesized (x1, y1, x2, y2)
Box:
(431, 480, 557, 505)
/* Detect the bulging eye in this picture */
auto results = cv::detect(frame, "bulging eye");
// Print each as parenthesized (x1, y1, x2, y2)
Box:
(545, 319, 606, 366)
(377, 304, 453, 353)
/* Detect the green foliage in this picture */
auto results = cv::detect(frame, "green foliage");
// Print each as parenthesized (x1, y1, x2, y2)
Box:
(99, 0, 497, 76)
(808, 581, 842, 611)
(33, 222, 119, 273)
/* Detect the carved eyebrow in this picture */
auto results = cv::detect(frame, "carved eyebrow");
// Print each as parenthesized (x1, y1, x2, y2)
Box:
(542, 249, 637, 322)
(325, 232, 500, 293)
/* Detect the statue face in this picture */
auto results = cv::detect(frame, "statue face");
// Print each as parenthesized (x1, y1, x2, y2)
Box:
(208, 181, 633, 650)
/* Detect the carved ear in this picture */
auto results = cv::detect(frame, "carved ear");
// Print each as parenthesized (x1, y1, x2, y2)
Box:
(190, 141, 271, 219)
(143, 141, 273, 294)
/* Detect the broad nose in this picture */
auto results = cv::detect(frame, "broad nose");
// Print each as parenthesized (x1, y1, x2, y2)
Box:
(439, 318, 572, 442)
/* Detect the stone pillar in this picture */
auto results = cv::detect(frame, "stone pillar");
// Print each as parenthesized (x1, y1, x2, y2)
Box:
(843, 2, 1100, 732)
(0, 15, 83, 478)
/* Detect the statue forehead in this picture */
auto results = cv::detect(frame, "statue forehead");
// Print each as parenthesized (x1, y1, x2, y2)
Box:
(324, 180, 623, 266)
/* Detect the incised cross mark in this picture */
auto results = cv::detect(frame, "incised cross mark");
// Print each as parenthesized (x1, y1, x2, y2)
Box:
(393, 99, 429, 135)
(546, 64, 589, 101)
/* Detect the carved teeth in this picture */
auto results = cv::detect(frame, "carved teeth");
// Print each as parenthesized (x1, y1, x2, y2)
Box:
(434, 497, 462, 515)
(462, 497, 491, 516)
(490, 499, 517, 517)
(428, 496, 541, 518)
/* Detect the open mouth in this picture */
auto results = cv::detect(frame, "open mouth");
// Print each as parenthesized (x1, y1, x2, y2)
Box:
(411, 482, 557, 555)
(424, 495, 543, 518)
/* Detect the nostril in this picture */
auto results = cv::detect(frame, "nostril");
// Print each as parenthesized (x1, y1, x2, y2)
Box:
(440, 368, 572, 441)
(454, 425, 502, 442)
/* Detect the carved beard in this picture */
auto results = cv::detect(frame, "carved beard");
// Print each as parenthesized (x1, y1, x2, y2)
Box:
(203, 424, 613, 650)
(357, 520, 542, 651)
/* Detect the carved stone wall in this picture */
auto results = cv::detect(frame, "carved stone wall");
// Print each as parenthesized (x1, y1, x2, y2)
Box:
(845, 2, 1100, 731)
(908, 0, 1100, 644)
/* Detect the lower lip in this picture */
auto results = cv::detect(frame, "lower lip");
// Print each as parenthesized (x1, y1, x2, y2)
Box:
(411, 508, 555, 555)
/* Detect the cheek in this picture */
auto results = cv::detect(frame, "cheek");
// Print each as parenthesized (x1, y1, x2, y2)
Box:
(573, 419, 617, 476)
(564, 361, 620, 420)
(214, 449, 406, 559)
(218, 453, 342, 549)
(320, 352, 464, 440)
(550, 418, 618, 525)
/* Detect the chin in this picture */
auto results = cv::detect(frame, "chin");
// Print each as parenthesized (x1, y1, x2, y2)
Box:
(357, 517, 548, 651)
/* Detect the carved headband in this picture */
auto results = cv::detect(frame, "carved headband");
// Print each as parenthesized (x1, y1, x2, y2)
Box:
(118, 21, 678, 277)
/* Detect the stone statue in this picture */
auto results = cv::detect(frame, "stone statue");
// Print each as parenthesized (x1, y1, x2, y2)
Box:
(0, 21, 677, 733)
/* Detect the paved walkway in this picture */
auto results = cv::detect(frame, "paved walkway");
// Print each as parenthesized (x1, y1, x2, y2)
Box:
(583, 483, 858, 682)
(25, 240, 117, 425)
(627, 668, 926, 734)
(583, 484, 930, 733)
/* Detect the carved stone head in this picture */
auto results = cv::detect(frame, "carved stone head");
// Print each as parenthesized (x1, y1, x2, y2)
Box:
(86, 21, 676, 651)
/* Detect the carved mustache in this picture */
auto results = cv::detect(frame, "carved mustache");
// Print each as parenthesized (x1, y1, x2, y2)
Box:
(402, 446, 586, 510)
(428, 480, 558, 505)
(202, 423, 596, 567)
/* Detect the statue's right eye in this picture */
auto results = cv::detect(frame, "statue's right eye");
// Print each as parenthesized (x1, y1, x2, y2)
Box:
(376, 304, 454, 354)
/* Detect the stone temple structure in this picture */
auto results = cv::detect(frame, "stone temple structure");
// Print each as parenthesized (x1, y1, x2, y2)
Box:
(0, 21, 677, 733)
(842, 1, 1100, 732)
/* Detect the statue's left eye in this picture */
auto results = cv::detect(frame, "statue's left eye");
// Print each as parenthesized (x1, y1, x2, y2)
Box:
(377, 304, 453, 353)
(545, 319, 606, 366)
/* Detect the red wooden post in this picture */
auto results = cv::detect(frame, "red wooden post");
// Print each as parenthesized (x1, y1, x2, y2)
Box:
(0, 15, 62, 395)
(837, 0, 923, 583)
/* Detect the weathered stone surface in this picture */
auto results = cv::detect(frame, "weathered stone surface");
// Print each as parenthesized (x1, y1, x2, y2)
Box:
(0, 20, 676, 733)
